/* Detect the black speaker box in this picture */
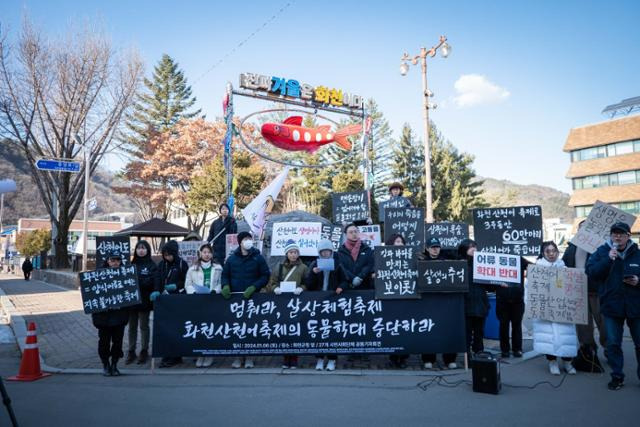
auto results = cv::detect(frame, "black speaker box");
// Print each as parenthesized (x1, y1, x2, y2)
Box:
(472, 352, 501, 394)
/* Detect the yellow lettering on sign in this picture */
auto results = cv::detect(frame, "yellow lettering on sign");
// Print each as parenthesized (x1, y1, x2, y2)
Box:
(314, 86, 329, 103)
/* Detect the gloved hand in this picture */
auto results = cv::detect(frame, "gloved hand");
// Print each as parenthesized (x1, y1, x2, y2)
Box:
(221, 285, 231, 300)
(274, 287, 282, 295)
(150, 291, 160, 302)
(243, 285, 256, 299)
(352, 276, 363, 287)
(165, 284, 177, 292)
(293, 287, 303, 295)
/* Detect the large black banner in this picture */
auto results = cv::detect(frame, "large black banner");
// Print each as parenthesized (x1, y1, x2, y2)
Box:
(332, 191, 370, 224)
(79, 265, 140, 314)
(152, 291, 466, 357)
(471, 206, 543, 256)
(95, 235, 131, 266)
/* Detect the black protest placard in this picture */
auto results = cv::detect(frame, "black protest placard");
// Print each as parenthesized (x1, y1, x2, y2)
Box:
(424, 222, 469, 250)
(384, 207, 425, 248)
(332, 191, 370, 224)
(472, 206, 543, 256)
(321, 224, 343, 251)
(151, 291, 466, 357)
(417, 260, 468, 293)
(95, 236, 131, 266)
(79, 265, 140, 314)
(374, 246, 420, 300)
(378, 196, 412, 222)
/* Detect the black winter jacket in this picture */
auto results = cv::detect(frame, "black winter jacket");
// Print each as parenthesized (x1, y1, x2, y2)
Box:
(131, 243, 159, 311)
(221, 246, 270, 292)
(305, 255, 345, 291)
(336, 243, 375, 289)
(156, 240, 189, 294)
(495, 257, 530, 302)
(462, 256, 490, 317)
(207, 216, 238, 263)
(21, 259, 33, 273)
(91, 260, 130, 328)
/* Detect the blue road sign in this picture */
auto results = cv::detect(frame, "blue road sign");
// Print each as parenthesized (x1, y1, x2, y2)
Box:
(35, 158, 81, 173)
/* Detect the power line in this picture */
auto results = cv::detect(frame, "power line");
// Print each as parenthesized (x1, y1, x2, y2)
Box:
(193, 1, 295, 84)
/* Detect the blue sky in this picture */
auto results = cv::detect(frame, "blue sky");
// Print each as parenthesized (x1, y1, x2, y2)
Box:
(2, 0, 640, 193)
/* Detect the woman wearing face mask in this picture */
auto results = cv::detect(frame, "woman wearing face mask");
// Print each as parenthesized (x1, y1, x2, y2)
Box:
(125, 240, 159, 365)
(221, 231, 270, 369)
(533, 241, 577, 376)
(265, 239, 308, 369)
(206, 203, 237, 264)
(185, 243, 223, 368)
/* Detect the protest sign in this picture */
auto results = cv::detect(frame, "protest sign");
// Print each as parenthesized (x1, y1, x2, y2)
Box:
(570, 200, 637, 253)
(321, 224, 342, 251)
(525, 265, 588, 325)
(79, 265, 140, 314)
(225, 234, 238, 260)
(378, 196, 412, 222)
(152, 291, 466, 357)
(178, 241, 205, 267)
(332, 191, 370, 224)
(95, 236, 131, 266)
(270, 222, 322, 256)
(472, 206, 543, 256)
(374, 246, 420, 300)
(424, 222, 469, 250)
(384, 207, 425, 248)
(358, 224, 382, 249)
(473, 252, 521, 285)
(417, 260, 468, 293)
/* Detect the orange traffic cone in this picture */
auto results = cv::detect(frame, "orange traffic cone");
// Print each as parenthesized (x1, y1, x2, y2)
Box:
(8, 322, 52, 381)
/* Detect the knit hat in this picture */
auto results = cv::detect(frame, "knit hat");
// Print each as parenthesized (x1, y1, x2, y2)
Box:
(237, 231, 253, 244)
(317, 239, 334, 253)
(284, 239, 300, 254)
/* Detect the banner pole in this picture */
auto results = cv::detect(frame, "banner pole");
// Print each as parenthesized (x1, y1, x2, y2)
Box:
(464, 352, 469, 371)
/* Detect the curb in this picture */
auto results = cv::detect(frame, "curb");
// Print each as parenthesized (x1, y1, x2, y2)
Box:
(0, 278, 542, 376)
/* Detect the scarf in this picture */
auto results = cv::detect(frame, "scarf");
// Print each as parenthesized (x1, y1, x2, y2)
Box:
(344, 238, 362, 262)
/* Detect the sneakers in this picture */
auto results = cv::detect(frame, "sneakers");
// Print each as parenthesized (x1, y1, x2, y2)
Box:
(244, 358, 254, 369)
(125, 351, 136, 365)
(315, 358, 325, 371)
(231, 358, 242, 369)
(549, 360, 561, 375)
(110, 359, 121, 376)
(512, 351, 523, 358)
(563, 360, 576, 375)
(326, 360, 336, 371)
(202, 357, 213, 368)
(137, 349, 149, 364)
(447, 362, 457, 369)
(102, 361, 111, 377)
(423, 362, 433, 370)
(196, 357, 204, 368)
(607, 377, 624, 391)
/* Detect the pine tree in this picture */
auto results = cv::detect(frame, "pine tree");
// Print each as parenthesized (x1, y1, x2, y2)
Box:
(391, 123, 422, 199)
(364, 99, 393, 200)
(125, 54, 201, 153)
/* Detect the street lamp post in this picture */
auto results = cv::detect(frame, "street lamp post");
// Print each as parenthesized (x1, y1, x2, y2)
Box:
(400, 35, 450, 223)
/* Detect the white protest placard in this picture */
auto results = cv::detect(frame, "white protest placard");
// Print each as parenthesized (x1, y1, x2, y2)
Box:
(270, 222, 322, 256)
(280, 281, 297, 293)
(525, 265, 588, 325)
(571, 200, 637, 253)
(225, 234, 238, 260)
(178, 241, 205, 266)
(473, 252, 521, 285)
(358, 224, 381, 248)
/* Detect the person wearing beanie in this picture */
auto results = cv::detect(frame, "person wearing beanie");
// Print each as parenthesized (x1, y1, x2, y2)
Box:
(305, 238, 344, 371)
(206, 202, 238, 264)
(265, 239, 308, 369)
(221, 231, 270, 369)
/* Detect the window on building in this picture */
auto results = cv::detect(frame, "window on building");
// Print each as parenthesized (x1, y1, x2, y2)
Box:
(613, 201, 640, 214)
(618, 170, 637, 185)
(575, 205, 593, 218)
(570, 138, 640, 162)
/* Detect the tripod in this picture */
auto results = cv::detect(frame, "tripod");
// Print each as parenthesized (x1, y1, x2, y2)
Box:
(0, 376, 18, 426)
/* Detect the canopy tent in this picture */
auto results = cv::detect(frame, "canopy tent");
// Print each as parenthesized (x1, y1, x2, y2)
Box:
(113, 218, 190, 238)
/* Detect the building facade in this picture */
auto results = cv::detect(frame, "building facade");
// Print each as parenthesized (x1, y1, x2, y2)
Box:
(563, 114, 640, 237)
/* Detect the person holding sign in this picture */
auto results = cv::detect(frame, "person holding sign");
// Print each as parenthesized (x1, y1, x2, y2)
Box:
(495, 256, 530, 359)
(221, 231, 270, 369)
(337, 223, 375, 290)
(206, 203, 237, 264)
(385, 234, 412, 369)
(92, 251, 130, 377)
(586, 222, 640, 391)
(533, 241, 577, 376)
(126, 240, 158, 365)
(419, 237, 458, 369)
(265, 240, 308, 369)
(458, 239, 489, 355)
(305, 239, 344, 371)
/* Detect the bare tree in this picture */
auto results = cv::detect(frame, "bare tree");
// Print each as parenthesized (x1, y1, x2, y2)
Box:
(0, 20, 143, 267)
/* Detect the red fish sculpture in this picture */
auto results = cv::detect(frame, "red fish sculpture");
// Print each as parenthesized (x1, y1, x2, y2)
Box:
(261, 116, 362, 153)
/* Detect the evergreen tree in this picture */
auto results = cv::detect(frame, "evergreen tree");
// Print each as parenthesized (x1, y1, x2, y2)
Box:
(391, 123, 422, 199)
(364, 99, 394, 200)
(125, 54, 201, 153)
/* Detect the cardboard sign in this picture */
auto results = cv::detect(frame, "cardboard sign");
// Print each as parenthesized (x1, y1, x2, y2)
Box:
(525, 265, 588, 325)
(384, 207, 425, 248)
(374, 246, 420, 300)
(79, 265, 140, 314)
(270, 222, 322, 256)
(95, 236, 131, 267)
(178, 241, 205, 267)
(378, 196, 412, 222)
(320, 224, 342, 251)
(417, 260, 468, 293)
(332, 191, 370, 224)
(570, 200, 637, 254)
(424, 222, 469, 250)
(472, 206, 543, 256)
(358, 224, 382, 249)
(473, 252, 521, 285)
